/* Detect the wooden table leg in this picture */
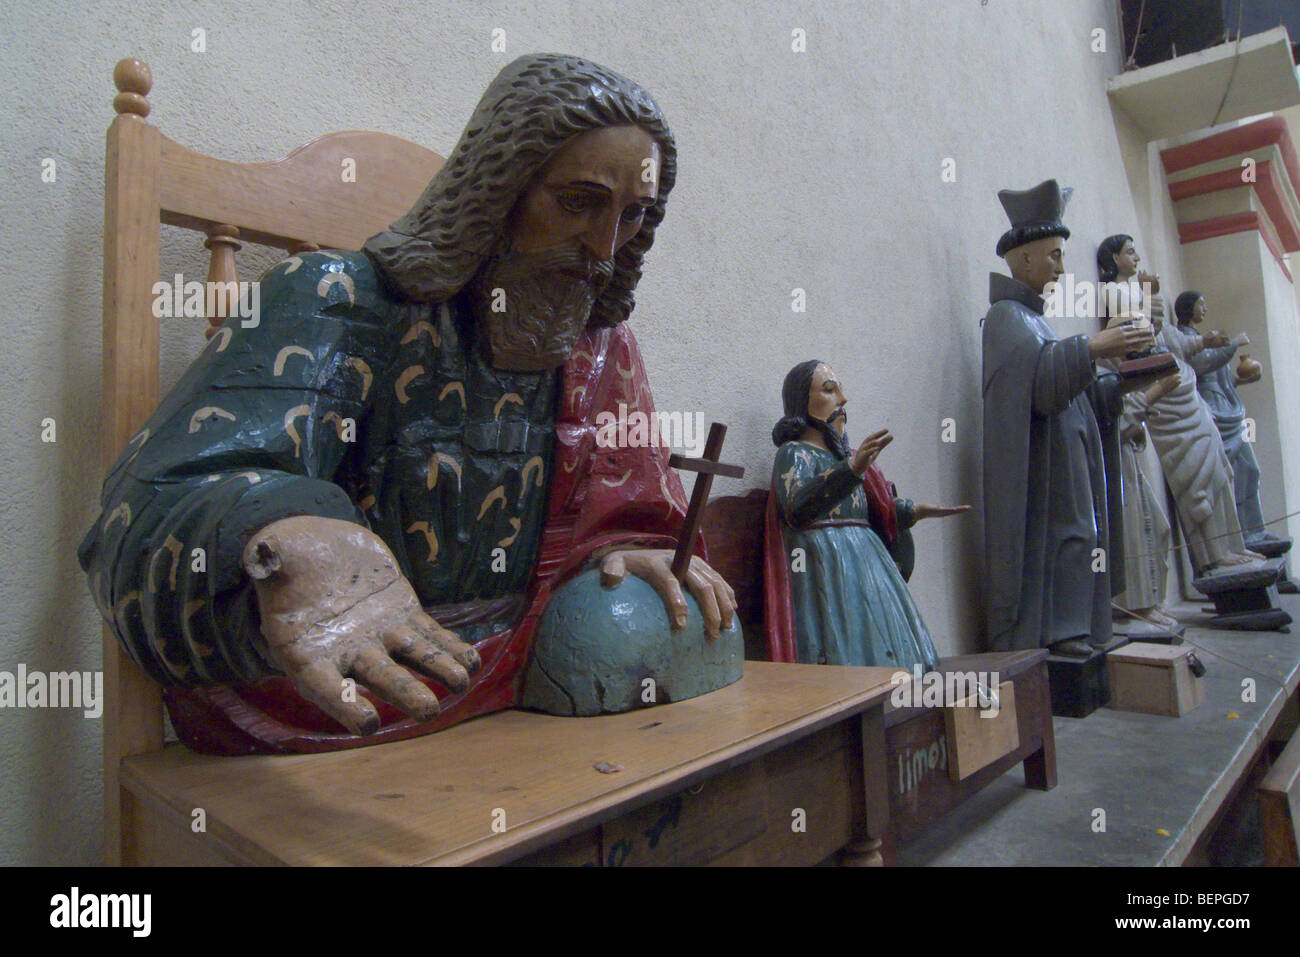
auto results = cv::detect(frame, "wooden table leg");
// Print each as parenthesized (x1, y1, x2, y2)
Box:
(844, 703, 892, 866)
(1022, 666, 1058, 791)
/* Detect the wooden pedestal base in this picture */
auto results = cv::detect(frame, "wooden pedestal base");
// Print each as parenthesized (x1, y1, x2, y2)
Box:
(1045, 640, 1123, 718)
(1194, 558, 1293, 630)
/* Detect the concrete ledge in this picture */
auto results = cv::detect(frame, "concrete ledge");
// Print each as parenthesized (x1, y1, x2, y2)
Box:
(898, 593, 1300, 866)
(1108, 27, 1300, 140)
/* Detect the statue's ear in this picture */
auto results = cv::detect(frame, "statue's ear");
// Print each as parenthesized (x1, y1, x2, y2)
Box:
(244, 538, 283, 580)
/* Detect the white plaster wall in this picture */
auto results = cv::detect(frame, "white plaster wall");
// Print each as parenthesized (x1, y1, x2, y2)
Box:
(1259, 248, 1300, 545)
(0, 0, 1171, 865)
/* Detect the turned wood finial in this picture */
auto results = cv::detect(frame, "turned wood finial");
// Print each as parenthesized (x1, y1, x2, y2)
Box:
(113, 58, 152, 118)
(204, 224, 243, 339)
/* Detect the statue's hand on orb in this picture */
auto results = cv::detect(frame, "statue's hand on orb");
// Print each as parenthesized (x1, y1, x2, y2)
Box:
(599, 549, 736, 640)
(243, 516, 481, 735)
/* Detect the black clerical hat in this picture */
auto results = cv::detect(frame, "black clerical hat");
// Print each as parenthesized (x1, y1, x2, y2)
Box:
(995, 179, 1073, 257)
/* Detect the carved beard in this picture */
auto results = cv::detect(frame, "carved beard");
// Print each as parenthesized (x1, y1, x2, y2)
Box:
(809, 408, 850, 460)
(466, 242, 615, 371)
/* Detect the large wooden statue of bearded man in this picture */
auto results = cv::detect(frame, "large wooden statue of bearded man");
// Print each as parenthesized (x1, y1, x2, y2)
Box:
(80, 54, 740, 755)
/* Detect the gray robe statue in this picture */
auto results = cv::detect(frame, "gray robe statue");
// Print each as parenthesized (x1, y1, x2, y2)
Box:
(1190, 337, 1268, 544)
(982, 274, 1125, 651)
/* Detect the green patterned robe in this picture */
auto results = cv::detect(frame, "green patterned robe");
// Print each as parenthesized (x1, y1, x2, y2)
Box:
(79, 250, 558, 687)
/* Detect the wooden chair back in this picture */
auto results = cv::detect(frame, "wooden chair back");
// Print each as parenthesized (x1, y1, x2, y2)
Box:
(101, 57, 445, 863)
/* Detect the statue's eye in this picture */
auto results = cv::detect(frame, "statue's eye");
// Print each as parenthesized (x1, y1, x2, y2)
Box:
(556, 191, 593, 213)
(621, 204, 648, 224)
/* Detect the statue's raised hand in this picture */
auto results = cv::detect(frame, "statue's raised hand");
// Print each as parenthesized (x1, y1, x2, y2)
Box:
(242, 516, 481, 735)
(851, 428, 893, 476)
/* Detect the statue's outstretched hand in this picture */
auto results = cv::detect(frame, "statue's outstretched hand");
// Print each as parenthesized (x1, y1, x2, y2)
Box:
(599, 549, 736, 640)
(243, 516, 481, 735)
(913, 504, 971, 521)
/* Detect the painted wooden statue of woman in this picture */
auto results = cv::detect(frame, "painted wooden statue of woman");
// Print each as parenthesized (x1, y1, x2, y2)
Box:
(1096, 234, 1182, 634)
(1096, 236, 1258, 576)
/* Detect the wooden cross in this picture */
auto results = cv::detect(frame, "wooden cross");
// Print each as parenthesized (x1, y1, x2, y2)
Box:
(668, 421, 744, 582)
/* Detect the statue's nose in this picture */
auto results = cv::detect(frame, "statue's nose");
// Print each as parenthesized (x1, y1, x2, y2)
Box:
(580, 215, 620, 263)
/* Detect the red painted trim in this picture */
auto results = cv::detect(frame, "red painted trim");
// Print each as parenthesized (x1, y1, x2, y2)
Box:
(1168, 166, 1252, 201)
(1161, 117, 1300, 193)
(1169, 160, 1300, 251)
(1255, 160, 1300, 250)
(1177, 211, 1293, 282)
(1178, 211, 1261, 243)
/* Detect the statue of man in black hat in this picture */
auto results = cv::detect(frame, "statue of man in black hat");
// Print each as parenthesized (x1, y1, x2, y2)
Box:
(981, 180, 1157, 657)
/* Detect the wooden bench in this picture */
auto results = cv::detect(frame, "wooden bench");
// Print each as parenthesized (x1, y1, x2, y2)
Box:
(123, 662, 899, 866)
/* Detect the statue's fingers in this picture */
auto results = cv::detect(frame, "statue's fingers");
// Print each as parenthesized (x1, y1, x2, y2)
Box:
(350, 645, 441, 723)
(289, 658, 381, 736)
(690, 557, 735, 631)
(411, 610, 480, 673)
(600, 552, 628, 588)
(389, 620, 473, 690)
(684, 565, 722, 639)
(857, 431, 886, 452)
(714, 576, 737, 631)
(642, 566, 689, 630)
